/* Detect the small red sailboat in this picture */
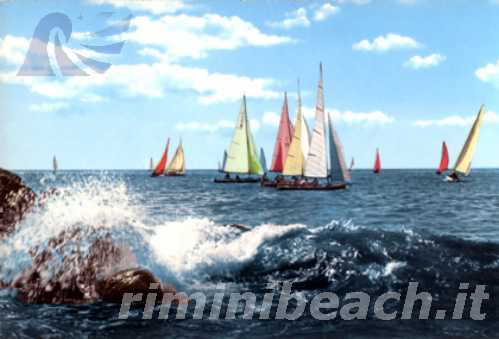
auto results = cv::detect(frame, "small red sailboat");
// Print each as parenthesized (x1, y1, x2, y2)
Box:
(151, 138, 170, 177)
(373, 148, 381, 174)
(436, 141, 449, 175)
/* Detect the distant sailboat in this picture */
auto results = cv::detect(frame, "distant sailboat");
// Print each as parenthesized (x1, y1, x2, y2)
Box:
(278, 63, 348, 190)
(446, 105, 485, 182)
(260, 148, 268, 173)
(270, 92, 294, 173)
(52, 156, 58, 174)
(218, 150, 228, 173)
(373, 149, 381, 174)
(150, 158, 154, 171)
(349, 157, 355, 171)
(214, 95, 263, 183)
(165, 139, 186, 176)
(436, 141, 449, 175)
(151, 138, 170, 177)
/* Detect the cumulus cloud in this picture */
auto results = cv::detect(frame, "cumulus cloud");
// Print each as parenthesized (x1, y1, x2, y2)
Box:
(336, 0, 371, 4)
(302, 106, 395, 125)
(262, 111, 281, 127)
(176, 118, 260, 133)
(475, 60, 499, 87)
(413, 111, 499, 127)
(29, 102, 69, 113)
(86, 0, 187, 14)
(404, 53, 446, 69)
(313, 3, 340, 21)
(353, 33, 421, 52)
(267, 8, 310, 29)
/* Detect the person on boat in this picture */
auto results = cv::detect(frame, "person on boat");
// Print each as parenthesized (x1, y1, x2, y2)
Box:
(312, 178, 319, 186)
(235, 175, 241, 182)
(448, 172, 460, 182)
(261, 173, 268, 182)
(224, 173, 230, 180)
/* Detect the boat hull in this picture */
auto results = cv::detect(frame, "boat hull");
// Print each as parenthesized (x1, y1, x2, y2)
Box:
(165, 172, 185, 176)
(214, 177, 261, 184)
(276, 182, 347, 191)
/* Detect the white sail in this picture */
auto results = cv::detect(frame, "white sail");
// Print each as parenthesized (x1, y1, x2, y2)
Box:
(52, 156, 58, 173)
(260, 148, 268, 173)
(453, 105, 485, 176)
(328, 113, 351, 183)
(304, 63, 328, 178)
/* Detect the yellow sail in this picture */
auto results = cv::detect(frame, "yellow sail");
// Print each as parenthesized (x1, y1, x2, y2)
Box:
(166, 141, 185, 174)
(282, 85, 305, 176)
(453, 105, 485, 175)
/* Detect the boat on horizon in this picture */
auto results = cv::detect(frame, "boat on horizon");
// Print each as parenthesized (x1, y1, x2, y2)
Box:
(53, 156, 58, 174)
(165, 139, 186, 176)
(214, 95, 263, 183)
(436, 141, 449, 175)
(373, 149, 381, 174)
(446, 105, 485, 182)
(276, 63, 350, 191)
(218, 150, 227, 173)
(349, 157, 354, 171)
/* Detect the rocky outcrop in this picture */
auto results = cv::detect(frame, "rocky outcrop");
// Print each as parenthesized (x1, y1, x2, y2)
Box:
(0, 169, 36, 236)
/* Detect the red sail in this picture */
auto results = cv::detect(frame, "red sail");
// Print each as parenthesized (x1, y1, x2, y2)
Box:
(153, 138, 170, 176)
(270, 92, 294, 172)
(437, 141, 449, 175)
(374, 149, 381, 173)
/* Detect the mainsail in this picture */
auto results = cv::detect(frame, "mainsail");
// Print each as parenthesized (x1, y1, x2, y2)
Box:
(224, 96, 263, 175)
(437, 141, 449, 174)
(328, 113, 351, 183)
(260, 148, 268, 173)
(452, 105, 485, 176)
(374, 149, 381, 173)
(270, 92, 294, 172)
(53, 156, 58, 173)
(166, 140, 185, 174)
(153, 138, 170, 176)
(304, 63, 328, 178)
(283, 85, 306, 176)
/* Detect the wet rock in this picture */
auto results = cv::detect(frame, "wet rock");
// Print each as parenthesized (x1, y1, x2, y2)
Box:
(0, 169, 36, 237)
(96, 268, 176, 303)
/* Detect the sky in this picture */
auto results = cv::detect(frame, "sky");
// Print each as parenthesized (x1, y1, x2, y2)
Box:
(1, 0, 499, 170)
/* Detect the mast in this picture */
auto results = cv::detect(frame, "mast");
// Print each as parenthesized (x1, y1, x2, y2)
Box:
(304, 62, 328, 178)
(298, 79, 310, 161)
(152, 138, 170, 176)
(452, 105, 485, 176)
(374, 148, 381, 174)
(436, 141, 449, 175)
(224, 96, 263, 175)
(270, 92, 294, 173)
(327, 112, 351, 183)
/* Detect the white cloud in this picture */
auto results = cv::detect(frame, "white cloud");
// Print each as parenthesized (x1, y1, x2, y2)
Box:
(0, 35, 30, 65)
(475, 59, 499, 87)
(313, 3, 340, 21)
(29, 102, 69, 113)
(413, 111, 499, 127)
(302, 106, 394, 125)
(86, 0, 187, 14)
(262, 111, 281, 126)
(336, 0, 371, 4)
(353, 33, 421, 52)
(176, 118, 261, 133)
(126, 14, 294, 61)
(267, 8, 311, 29)
(404, 53, 446, 69)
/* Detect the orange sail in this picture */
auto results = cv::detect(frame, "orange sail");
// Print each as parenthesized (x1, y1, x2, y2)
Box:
(436, 141, 449, 175)
(270, 92, 294, 173)
(373, 148, 381, 174)
(152, 138, 170, 177)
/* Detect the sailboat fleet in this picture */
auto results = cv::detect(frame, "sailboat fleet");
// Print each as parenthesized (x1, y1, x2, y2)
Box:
(151, 138, 186, 177)
(144, 63, 486, 186)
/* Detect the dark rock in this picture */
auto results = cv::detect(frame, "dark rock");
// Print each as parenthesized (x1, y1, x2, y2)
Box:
(96, 268, 177, 303)
(0, 169, 36, 237)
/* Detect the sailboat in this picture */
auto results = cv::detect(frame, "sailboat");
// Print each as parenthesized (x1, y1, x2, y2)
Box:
(277, 63, 349, 190)
(373, 149, 381, 174)
(436, 141, 449, 175)
(151, 138, 170, 177)
(214, 95, 263, 183)
(52, 156, 58, 174)
(260, 148, 268, 173)
(218, 150, 228, 173)
(150, 158, 154, 171)
(349, 157, 355, 171)
(165, 139, 186, 176)
(446, 105, 485, 182)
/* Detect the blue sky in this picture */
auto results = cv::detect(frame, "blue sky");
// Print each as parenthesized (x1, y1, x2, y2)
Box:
(1, 0, 499, 169)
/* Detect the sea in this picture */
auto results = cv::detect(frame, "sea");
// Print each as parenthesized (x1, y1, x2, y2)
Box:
(1, 169, 499, 338)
